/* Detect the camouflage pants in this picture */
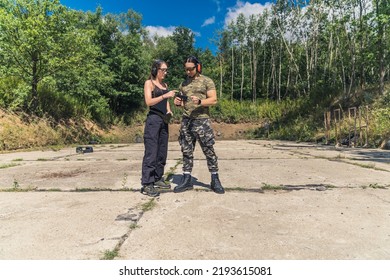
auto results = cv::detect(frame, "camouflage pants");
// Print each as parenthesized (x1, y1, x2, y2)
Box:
(178, 118, 218, 173)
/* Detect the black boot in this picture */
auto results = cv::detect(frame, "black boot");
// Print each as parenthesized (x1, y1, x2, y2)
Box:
(140, 184, 160, 197)
(211, 174, 225, 194)
(174, 174, 193, 193)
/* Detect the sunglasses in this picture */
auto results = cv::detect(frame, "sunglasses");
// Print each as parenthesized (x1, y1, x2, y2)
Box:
(159, 68, 168, 72)
(185, 66, 196, 71)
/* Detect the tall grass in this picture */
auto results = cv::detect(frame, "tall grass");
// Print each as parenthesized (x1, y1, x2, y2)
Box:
(0, 110, 63, 150)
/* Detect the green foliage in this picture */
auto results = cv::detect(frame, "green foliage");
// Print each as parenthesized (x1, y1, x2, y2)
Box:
(242, 97, 322, 141)
(265, 115, 318, 142)
(210, 99, 260, 123)
(101, 249, 119, 260)
(0, 0, 99, 112)
(371, 107, 390, 139)
(0, 76, 29, 109)
(1, 0, 390, 149)
(0, 0, 147, 123)
(38, 77, 77, 120)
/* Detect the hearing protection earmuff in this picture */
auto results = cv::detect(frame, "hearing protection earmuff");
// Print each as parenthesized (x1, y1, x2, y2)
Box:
(187, 56, 202, 73)
(151, 59, 163, 77)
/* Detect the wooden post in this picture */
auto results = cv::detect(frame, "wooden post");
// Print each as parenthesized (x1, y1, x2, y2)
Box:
(334, 109, 341, 146)
(348, 107, 357, 147)
(358, 107, 363, 147)
(353, 108, 357, 147)
(365, 106, 369, 147)
(324, 111, 331, 145)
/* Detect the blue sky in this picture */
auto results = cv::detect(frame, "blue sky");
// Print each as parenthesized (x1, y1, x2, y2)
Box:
(59, 0, 272, 53)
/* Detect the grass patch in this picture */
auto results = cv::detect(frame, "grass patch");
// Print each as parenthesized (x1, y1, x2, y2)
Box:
(73, 188, 113, 192)
(261, 183, 284, 190)
(141, 199, 156, 212)
(0, 163, 20, 169)
(362, 183, 388, 189)
(101, 249, 119, 260)
(350, 162, 388, 172)
(0, 179, 36, 192)
(0, 188, 36, 192)
(165, 158, 182, 181)
(129, 223, 140, 230)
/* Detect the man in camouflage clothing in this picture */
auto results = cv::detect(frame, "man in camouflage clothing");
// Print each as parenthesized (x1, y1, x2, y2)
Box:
(173, 56, 225, 194)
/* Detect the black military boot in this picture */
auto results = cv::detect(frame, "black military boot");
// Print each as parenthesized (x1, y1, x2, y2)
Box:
(140, 184, 160, 197)
(210, 173, 225, 194)
(174, 174, 193, 193)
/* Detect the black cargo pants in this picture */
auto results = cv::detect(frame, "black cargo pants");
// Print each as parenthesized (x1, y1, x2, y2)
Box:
(141, 114, 169, 185)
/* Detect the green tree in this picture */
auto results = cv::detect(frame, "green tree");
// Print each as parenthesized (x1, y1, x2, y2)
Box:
(374, 0, 390, 94)
(0, 0, 99, 113)
(168, 26, 197, 87)
(108, 10, 149, 118)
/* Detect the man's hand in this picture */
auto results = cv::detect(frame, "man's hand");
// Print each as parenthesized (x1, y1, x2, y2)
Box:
(190, 96, 201, 105)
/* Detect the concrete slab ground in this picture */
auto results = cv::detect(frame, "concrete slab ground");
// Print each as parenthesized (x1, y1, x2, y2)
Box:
(0, 140, 390, 260)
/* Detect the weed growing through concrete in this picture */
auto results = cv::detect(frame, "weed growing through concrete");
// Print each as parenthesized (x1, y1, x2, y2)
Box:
(352, 162, 388, 172)
(73, 188, 112, 192)
(101, 249, 119, 260)
(141, 199, 156, 212)
(40, 188, 62, 192)
(261, 183, 283, 190)
(0, 163, 20, 169)
(13, 179, 20, 189)
(165, 158, 182, 182)
(129, 223, 139, 230)
(0, 179, 36, 192)
(366, 183, 388, 189)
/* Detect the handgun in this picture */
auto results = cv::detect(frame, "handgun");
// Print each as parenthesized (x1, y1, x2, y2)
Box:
(175, 92, 188, 102)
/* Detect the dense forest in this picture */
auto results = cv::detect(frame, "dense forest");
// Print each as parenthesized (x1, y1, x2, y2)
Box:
(0, 0, 389, 149)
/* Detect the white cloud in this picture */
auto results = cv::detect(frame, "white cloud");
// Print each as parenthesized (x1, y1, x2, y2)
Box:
(145, 25, 200, 45)
(224, 1, 272, 27)
(202, 16, 215, 27)
(145, 25, 176, 38)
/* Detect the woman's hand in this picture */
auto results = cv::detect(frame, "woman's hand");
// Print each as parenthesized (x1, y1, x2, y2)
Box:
(163, 90, 177, 99)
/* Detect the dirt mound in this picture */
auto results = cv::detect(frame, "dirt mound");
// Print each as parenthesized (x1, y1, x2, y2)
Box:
(168, 122, 261, 141)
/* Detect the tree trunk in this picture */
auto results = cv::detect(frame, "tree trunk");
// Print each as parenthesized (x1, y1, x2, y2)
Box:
(240, 48, 244, 101)
(30, 51, 39, 113)
(219, 56, 223, 98)
(376, 0, 385, 94)
(252, 41, 257, 103)
(231, 45, 234, 100)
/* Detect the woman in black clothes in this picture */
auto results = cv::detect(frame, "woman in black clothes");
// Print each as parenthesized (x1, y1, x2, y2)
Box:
(141, 59, 176, 197)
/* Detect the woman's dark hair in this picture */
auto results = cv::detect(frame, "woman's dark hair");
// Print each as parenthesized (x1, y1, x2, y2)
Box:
(150, 59, 167, 78)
